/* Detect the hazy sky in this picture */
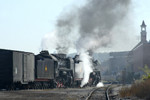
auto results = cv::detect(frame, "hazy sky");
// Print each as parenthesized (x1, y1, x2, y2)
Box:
(0, 0, 150, 54)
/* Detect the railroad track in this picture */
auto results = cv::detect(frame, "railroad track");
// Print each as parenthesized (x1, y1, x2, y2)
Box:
(85, 84, 113, 100)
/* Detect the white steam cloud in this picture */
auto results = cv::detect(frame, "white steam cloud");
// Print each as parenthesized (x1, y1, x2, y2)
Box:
(96, 82, 104, 87)
(79, 50, 93, 87)
(41, 31, 58, 53)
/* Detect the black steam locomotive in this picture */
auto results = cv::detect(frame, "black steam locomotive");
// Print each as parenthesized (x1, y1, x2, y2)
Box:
(0, 49, 101, 89)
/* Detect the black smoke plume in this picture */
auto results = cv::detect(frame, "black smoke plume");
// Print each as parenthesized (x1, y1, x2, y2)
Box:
(55, 0, 131, 53)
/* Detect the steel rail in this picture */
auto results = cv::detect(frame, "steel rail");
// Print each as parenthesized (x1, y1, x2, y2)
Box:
(85, 84, 112, 100)
(105, 85, 111, 100)
(85, 87, 100, 100)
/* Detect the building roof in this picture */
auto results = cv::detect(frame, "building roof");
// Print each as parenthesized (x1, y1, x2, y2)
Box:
(132, 42, 143, 51)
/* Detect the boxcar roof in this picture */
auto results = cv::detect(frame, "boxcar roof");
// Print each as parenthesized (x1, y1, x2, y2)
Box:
(0, 48, 34, 55)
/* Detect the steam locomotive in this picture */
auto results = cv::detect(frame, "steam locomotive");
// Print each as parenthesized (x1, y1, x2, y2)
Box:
(0, 49, 101, 89)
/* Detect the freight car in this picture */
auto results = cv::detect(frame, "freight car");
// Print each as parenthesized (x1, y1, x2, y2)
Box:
(0, 49, 34, 89)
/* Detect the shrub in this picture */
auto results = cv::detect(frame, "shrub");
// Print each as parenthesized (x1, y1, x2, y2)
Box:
(119, 79, 150, 99)
(141, 65, 150, 80)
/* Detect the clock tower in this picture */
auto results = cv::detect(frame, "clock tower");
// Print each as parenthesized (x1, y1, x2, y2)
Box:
(141, 20, 147, 43)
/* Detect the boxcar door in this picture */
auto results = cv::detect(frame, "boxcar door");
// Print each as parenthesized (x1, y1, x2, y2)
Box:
(23, 54, 27, 82)
(13, 52, 23, 82)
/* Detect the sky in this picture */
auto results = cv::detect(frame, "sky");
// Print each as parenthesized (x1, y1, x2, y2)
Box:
(0, 0, 150, 54)
(132, 0, 150, 35)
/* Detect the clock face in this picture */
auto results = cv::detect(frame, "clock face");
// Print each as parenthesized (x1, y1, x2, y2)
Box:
(142, 27, 145, 31)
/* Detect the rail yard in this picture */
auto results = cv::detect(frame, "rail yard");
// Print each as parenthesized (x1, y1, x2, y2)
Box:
(0, 84, 122, 100)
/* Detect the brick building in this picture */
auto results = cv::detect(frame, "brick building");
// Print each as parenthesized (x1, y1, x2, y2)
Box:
(128, 21, 150, 75)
